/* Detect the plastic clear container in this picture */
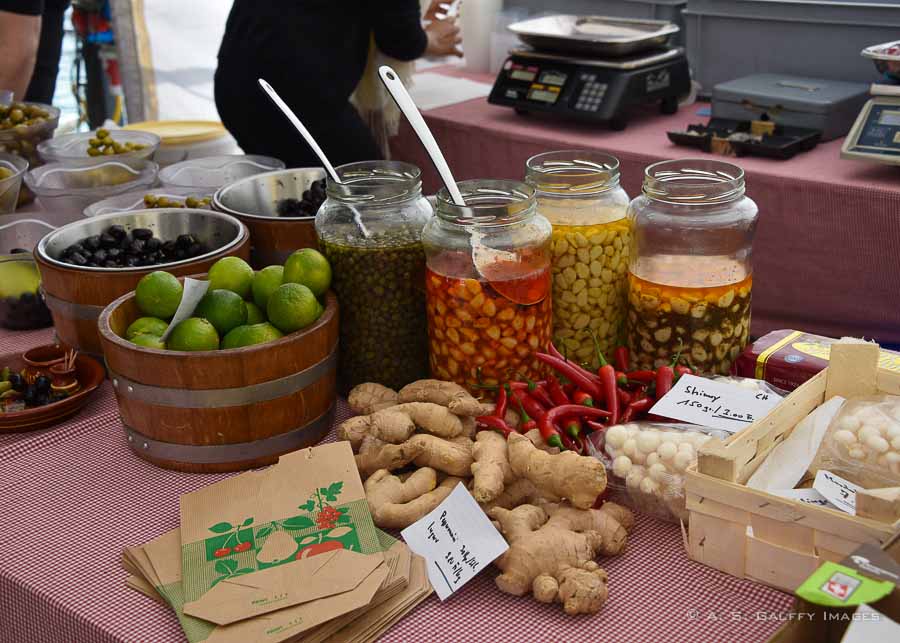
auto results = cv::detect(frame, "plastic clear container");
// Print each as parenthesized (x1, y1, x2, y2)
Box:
(0, 102, 60, 207)
(159, 154, 284, 190)
(83, 187, 213, 217)
(625, 159, 758, 375)
(0, 153, 28, 215)
(422, 180, 553, 393)
(526, 151, 630, 368)
(37, 130, 160, 166)
(0, 252, 53, 330)
(24, 159, 159, 218)
(316, 161, 432, 393)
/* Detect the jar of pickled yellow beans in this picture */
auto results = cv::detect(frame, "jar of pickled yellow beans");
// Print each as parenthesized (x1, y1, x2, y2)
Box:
(626, 159, 758, 374)
(422, 180, 552, 395)
(526, 151, 629, 368)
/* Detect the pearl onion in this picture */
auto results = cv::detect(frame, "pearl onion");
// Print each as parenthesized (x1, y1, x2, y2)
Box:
(847, 446, 866, 460)
(890, 406, 900, 423)
(625, 470, 644, 489)
(623, 439, 637, 458)
(612, 455, 632, 478)
(605, 425, 627, 449)
(673, 451, 693, 471)
(631, 449, 647, 465)
(886, 452, 900, 466)
(858, 426, 879, 443)
(865, 435, 890, 453)
(833, 430, 857, 446)
(645, 452, 660, 467)
(625, 423, 640, 436)
(877, 454, 890, 468)
(659, 432, 679, 443)
(657, 442, 678, 460)
(649, 463, 668, 482)
(678, 442, 695, 458)
(856, 407, 882, 424)
(892, 436, 900, 451)
(885, 425, 900, 440)
(837, 415, 861, 433)
(639, 477, 659, 495)
(637, 431, 661, 454)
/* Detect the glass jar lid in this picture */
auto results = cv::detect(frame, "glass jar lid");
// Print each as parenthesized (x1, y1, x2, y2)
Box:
(435, 179, 535, 227)
(641, 158, 745, 205)
(525, 150, 620, 195)
(326, 160, 422, 205)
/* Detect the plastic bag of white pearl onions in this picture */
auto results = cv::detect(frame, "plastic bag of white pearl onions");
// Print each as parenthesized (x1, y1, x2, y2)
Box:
(586, 422, 731, 523)
(811, 396, 900, 489)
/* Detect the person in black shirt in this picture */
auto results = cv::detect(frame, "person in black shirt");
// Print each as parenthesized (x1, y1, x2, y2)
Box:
(215, 1, 460, 168)
(0, 0, 70, 102)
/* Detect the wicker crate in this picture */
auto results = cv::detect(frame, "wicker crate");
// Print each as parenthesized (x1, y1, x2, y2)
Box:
(686, 342, 900, 592)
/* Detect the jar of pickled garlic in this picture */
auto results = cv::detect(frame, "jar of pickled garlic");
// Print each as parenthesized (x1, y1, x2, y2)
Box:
(626, 159, 758, 374)
(315, 161, 432, 393)
(422, 180, 552, 394)
(526, 151, 629, 368)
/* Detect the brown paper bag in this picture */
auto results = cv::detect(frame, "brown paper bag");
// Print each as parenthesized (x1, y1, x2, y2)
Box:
(180, 443, 384, 625)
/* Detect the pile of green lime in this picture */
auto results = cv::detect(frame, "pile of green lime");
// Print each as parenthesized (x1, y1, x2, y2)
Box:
(125, 249, 332, 351)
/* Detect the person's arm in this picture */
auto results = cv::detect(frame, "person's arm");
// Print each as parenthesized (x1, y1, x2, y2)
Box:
(369, 0, 428, 61)
(0, 2, 43, 100)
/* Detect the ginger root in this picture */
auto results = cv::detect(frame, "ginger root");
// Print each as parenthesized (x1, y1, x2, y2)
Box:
(364, 468, 461, 529)
(375, 402, 465, 438)
(471, 431, 514, 503)
(337, 410, 415, 450)
(533, 561, 609, 615)
(478, 478, 557, 513)
(355, 435, 423, 479)
(398, 379, 486, 416)
(508, 432, 606, 509)
(348, 382, 399, 415)
(409, 433, 473, 477)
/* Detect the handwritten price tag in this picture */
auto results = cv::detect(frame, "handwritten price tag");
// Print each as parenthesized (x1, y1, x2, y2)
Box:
(401, 483, 508, 600)
(813, 469, 860, 515)
(648, 374, 782, 433)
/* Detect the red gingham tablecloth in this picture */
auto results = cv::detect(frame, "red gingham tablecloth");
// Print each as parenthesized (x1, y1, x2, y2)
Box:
(0, 328, 794, 643)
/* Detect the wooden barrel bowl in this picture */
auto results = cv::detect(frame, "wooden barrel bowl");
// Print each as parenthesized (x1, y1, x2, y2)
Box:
(34, 208, 250, 358)
(98, 286, 339, 473)
(213, 167, 325, 268)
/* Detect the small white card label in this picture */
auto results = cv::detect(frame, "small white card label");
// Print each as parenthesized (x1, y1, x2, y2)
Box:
(401, 483, 509, 600)
(160, 277, 209, 342)
(771, 487, 838, 510)
(813, 469, 860, 515)
(648, 374, 782, 433)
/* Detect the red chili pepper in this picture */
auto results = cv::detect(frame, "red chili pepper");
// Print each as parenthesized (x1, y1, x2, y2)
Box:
(539, 404, 611, 451)
(563, 417, 581, 439)
(511, 387, 547, 422)
(535, 353, 602, 400)
(616, 388, 632, 407)
(674, 364, 693, 380)
(476, 414, 516, 436)
(572, 390, 594, 407)
(493, 384, 508, 419)
(586, 420, 607, 433)
(614, 346, 630, 373)
(587, 329, 609, 367)
(530, 384, 555, 409)
(547, 341, 566, 361)
(562, 383, 577, 398)
(560, 432, 584, 454)
(626, 370, 657, 383)
(621, 397, 654, 423)
(598, 364, 619, 425)
(616, 371, 628, 387)
(522, 419, 537, 432)
(545, 375, 570, 406)
(655, 366, 674, 400)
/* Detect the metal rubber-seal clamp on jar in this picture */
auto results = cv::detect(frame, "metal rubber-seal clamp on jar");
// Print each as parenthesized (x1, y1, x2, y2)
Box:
(625, 158, 758, 375)
(526, 150, 631, 368)
(422, 179, 553, 394)
(314, 160, 432, 393)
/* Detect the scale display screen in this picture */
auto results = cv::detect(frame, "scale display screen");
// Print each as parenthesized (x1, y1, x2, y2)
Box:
(879, 110, 900, 126)
(527, 88, 559, 104)
(510, 69, 536, 82)
(539, 71, 567, 86)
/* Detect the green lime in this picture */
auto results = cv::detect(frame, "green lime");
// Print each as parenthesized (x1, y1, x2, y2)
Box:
(131, 333, 167, 350)
(221, 322, 284, 349)
(283, 248, 332, 297)
(194, 289, 248, 336)
(167, 317, 220, 352)
(125, 316, 169, 340)
(135, 271, 183, 319)
(266, 283, 320, 333)
(245, 301, 266, 324)
(207, 256, 254, 298)
(252, 265, 284, 309)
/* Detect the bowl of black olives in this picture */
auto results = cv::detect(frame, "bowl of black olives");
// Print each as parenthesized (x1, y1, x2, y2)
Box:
(0, 250, 53, 330)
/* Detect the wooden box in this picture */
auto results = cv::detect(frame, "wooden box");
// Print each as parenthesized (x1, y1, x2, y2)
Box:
(686, 342, 900, 592)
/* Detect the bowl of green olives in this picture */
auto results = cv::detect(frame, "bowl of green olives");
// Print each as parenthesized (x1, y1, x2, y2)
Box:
(38, 128, 160, 166)
(0, 102, 60, 207)
(0, 152, 28, 214)
(83, 187, 213, 218)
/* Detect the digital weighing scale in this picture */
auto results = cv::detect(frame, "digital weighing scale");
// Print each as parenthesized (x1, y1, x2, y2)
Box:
(488, 15, 692, 130)
(842, 40, 900, 164)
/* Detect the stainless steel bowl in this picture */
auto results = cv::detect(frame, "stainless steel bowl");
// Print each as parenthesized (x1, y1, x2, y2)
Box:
(213, 167, 326, 220)
(37, 208, 247, 272)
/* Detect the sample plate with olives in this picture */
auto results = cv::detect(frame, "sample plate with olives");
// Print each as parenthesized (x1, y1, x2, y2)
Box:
(83, 187, 214, 218)
(0, 349, 105, 432)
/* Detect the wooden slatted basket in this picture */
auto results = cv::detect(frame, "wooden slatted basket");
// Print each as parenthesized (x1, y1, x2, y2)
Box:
(686, 342, 900, 592)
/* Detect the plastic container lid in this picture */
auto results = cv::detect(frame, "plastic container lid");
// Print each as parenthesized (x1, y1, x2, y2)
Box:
(122, 120, 227, 146)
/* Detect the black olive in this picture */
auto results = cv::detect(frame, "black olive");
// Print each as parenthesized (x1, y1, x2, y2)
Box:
(104, 259, 119, 268)
(162, 240, 176, 255)
(119, 237, 131, 250)
(34, 393, 49, 406)
(34, 375, 51, 393)
(9, 247, 28, 254)
(85, 261, 98, 267)
(83, 235, 101, 251)
(174, 248, 187, 260)
(70, 252, 87, 266)
(20, 292, 35, 303)
(132, 228, 153, 241)
(63, 243, 83, 257)
(23, 385, 36, 405)
(8, 373, 23, 391)
(100, 232, 117, 248)
(144, 237, 161, 252)
(107, 247, 120, 259)
(128, 239, 145, 254)
(107, 224, 126, 239)
(124, 256, 138, 267)
(187, 243, 203, 257)
(176, 234, 195, 248)
(92, 249, 107, 263)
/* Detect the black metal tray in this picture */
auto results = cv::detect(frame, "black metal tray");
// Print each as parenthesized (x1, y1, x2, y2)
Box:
(667, 118, 821, 160)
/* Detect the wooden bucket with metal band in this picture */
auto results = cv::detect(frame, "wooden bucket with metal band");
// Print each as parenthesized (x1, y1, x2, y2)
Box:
(35, 209, 250, 358)
(97, 288, 339, 473)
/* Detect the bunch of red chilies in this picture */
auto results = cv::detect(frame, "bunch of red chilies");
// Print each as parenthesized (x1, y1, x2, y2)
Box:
(475, 340, 694, 454)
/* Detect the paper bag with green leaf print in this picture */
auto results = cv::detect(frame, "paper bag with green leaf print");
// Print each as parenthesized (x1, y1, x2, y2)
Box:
(180, 442, 385, 625)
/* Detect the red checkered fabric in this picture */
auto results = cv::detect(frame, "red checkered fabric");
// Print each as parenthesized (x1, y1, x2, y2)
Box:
(0, 328, 793, 643)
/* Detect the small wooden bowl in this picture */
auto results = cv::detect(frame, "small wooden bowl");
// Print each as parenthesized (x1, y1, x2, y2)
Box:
(0, 348, 105, 432)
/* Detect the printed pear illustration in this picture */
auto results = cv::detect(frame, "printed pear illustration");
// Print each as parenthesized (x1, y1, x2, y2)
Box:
(256, 530, 298, 564)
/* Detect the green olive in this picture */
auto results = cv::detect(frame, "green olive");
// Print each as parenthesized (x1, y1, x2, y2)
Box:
(96, 128, 109, 138)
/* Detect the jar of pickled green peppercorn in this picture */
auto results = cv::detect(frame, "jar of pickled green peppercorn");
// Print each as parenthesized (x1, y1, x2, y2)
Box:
(526, 151, 630, 369)
(315, 161, 432, 393)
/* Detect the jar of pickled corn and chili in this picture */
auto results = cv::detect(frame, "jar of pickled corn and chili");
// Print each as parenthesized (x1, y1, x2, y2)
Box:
(422, 180, 553, 395)
(315, 161, 431, 393)
(526, 151, 630, 368)
(626, 159, 758, 374)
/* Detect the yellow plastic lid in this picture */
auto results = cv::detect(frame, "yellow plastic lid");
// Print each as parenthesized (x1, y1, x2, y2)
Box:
(123, 120, 227, 146)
